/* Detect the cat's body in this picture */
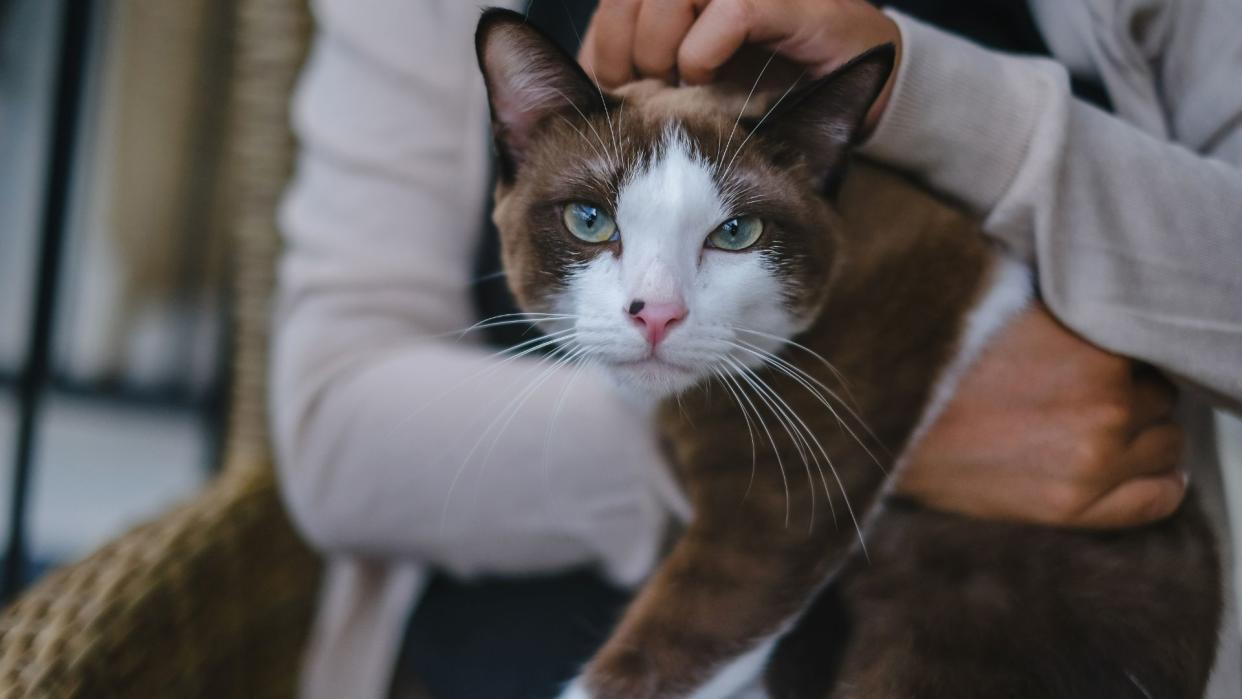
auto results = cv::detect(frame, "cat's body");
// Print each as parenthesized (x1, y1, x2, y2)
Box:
(475, 10, 1221, 698)
(653, 162, 1220, 699)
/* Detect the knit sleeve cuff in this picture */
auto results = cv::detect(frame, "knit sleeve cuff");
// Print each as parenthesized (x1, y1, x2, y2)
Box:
(860, 9, 1071, 229)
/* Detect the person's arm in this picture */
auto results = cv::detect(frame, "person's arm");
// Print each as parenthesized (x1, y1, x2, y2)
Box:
(860, 2, 1242, 404)
(270, 0, 668, 586)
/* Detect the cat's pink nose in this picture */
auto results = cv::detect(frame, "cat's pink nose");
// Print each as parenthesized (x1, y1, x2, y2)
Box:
(627, 299, 687, 347)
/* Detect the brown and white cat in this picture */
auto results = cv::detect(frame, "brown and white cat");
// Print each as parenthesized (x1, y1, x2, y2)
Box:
(475, 9, 1221, 698)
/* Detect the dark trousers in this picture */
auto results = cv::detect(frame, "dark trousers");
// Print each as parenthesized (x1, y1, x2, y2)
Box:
(390, 570, 631, 699)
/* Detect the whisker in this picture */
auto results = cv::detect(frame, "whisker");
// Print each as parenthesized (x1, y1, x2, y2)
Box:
(721, 66, 808, 182)
(726, 357, 829, 533)
(556, 113, 611, 165)
(445, 342, 586, 524)
(716, 364, 790, 527)
(439, 343, 575, 528)
(472, 344, 593, 508)
(731, 327, 885, 455)
(548, 86, 616, 170)
(729, 339, 886, 476)
(469, 269, 509, 285)
(457, 311, 577, 337)
(542, 351, 595, 500)
(556, 0, 622, 167)
(394, 328, 577, 433)
(729, 358, 867, 556)
(712, 367, 759, 500)
(719, 46, 783, 181)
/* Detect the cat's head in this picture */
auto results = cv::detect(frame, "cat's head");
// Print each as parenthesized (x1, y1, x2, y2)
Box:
(476, 8, 893, 398)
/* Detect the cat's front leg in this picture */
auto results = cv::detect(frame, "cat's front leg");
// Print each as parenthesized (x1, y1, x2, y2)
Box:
(560, 503, 838, 699)
(558, 639, 772, 699)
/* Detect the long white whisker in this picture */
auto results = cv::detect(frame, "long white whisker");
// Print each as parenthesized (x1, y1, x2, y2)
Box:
(719, 47, 782, 180)
(555, 1, 621, 167)
(726, 357, 830, 533)
(439, 343, 573, 528)
(730, 339, 885, 476)
(472, 344, 593, 507)
(549, 86, 615, 169)
(542, 351, 594, 501)
(396, 328, 577, 434)
(446, 343, 585, 524)
(456, 311, 577, 337)
(721, 67, 808, 182)
(718, 363, 790, 527)
(732, 327, 885, 455)
(712, 367, 759, 500)
(556, 114, 611, 165)
(730, 358, 867, 556)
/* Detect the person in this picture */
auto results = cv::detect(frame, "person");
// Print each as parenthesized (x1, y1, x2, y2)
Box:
(271, 1, 1242, 697)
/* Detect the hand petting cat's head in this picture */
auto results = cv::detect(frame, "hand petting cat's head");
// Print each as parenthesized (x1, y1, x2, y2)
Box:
(477, 8, 893, 398)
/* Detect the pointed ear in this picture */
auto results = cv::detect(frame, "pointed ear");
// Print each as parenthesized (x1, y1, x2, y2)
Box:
(755, 44, 896, 192)
(476, 8, 602, 180)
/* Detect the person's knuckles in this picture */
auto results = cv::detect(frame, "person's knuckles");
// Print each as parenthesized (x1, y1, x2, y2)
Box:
(1065, 432, 1126, 485)
(1088, 396, 1134, 435)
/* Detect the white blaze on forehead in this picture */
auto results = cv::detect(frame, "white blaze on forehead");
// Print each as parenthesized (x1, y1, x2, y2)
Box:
(614, 126, 728, 301)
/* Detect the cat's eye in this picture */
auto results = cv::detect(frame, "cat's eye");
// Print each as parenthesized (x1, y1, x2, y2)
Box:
(706, 216, 764, 251)
(562, 202, 618, 244)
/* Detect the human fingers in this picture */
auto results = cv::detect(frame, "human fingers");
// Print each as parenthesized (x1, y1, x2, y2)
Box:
(1057, 423, 1186, 528)
(633, 0, 700, 81)
(587, 0, 643, 87)
(1063, 469, 1187, 529)
(677, 0, 768, 85)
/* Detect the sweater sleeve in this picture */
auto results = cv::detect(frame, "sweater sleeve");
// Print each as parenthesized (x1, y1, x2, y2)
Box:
(860, 7, 1242, 404)
(268, 0, 667, 587)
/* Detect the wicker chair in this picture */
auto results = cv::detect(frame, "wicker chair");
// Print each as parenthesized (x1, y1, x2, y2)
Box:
(0, 1, 323, 696)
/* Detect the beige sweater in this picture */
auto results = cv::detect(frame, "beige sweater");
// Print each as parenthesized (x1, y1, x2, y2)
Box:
(273, 1, 1242, 697)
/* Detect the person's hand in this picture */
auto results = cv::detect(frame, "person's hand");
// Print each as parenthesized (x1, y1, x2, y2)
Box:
(895, 305, 1187, 529)
(579, 0, 901, 132)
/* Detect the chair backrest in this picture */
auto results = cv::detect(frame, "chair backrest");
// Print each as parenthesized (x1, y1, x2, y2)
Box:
(219, 0, 311, 475)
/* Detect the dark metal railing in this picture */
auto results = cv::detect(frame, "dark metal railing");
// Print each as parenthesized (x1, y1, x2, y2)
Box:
(1, 0, 94, 602)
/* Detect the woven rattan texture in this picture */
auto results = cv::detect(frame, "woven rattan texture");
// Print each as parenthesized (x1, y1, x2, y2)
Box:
(0, 1, 321, 697)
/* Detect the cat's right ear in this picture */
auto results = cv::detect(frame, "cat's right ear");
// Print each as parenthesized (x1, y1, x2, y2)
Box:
(476, 8, 602, 180)
(753, 44, 896, 194)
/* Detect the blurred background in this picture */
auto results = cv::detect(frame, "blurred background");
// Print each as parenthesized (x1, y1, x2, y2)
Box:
(0, 0, 235, 598)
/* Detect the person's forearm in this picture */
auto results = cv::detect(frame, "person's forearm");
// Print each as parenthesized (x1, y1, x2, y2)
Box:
(272, 297, 667, 585)
(272, 2, 668, 587)
(862, 11, 1242, 402)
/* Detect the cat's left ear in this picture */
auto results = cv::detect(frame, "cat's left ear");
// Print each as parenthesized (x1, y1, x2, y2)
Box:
(755, 44, 896, 192)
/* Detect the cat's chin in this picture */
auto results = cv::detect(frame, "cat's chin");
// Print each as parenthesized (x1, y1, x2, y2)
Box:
(603, 358, 704, 403)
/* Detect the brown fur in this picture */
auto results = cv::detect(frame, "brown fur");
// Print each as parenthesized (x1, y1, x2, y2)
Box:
(477, 10, 1221, 698)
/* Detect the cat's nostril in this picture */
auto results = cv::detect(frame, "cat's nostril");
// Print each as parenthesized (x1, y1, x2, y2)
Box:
(629, 301, 688, 347)
(627, 300, 646, 316)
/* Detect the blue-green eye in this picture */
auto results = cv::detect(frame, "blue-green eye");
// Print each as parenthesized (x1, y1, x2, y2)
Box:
(562, 202, 618, 243)
(707, 216, 764, 251)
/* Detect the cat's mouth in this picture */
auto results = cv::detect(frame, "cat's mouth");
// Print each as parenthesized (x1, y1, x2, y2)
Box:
(615, 356, 693, 372)
(607, 355, 703, 395)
